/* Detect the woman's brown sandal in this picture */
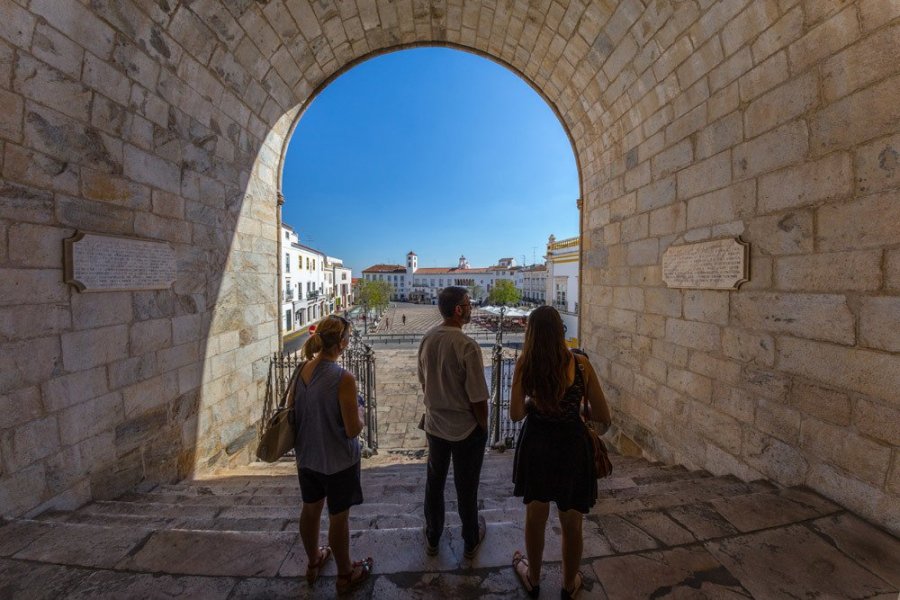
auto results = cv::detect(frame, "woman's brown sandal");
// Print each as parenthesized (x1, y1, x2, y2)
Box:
(305, 545, 332, 584)
(512, 551, 540, 598)
(561, 570, 584, 599)
(336, 557, 373, 594)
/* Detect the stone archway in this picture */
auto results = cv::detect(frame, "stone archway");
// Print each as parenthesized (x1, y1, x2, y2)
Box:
(0, 1, 897, 534)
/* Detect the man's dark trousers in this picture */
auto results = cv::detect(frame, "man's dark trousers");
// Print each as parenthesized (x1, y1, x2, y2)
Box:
(424, 427, 487, 551)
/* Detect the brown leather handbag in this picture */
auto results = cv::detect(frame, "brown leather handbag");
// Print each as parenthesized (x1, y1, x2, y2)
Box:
(256, 361, 305, 462)
(576, 355, 613, 479)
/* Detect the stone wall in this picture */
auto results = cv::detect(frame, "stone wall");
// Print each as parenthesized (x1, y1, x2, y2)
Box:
(574, 0, 900, 534)
(0, 1, 897, 534)
(0, 0, 281, 516)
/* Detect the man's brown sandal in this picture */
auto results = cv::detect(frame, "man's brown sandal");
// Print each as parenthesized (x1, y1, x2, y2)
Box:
(305, 545, 332, 585)
(336, 557, 374, 594)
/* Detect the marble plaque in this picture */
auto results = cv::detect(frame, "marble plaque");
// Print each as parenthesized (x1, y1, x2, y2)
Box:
(64, 231, 176, 292)
(662, 238, 749, 290)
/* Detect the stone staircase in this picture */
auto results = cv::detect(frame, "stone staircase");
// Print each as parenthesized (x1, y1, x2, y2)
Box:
(1, 451, 898, 599)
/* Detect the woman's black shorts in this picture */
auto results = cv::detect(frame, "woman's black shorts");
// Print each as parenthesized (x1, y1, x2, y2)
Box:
(297, 461, 363, 515)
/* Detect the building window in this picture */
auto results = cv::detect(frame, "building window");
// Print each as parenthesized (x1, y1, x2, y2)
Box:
(285, 253, 290, 272)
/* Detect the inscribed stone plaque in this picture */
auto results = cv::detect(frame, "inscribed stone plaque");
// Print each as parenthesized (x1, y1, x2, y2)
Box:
(662, 238, 749, 290)
(64, 230, 176, 292)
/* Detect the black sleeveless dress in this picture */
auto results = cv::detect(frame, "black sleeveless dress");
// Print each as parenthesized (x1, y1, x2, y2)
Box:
(512, 365, 598, 513)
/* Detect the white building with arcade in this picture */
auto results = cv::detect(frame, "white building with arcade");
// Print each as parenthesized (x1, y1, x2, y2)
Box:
(362, 252, 521, 304)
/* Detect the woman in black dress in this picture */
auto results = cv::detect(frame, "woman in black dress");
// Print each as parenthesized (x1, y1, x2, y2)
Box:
(510, 306, 611, 599)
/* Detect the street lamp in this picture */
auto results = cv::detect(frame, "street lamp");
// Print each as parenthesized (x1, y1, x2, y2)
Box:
(497, 305, 507, 346)
(362, 300, 369, 335)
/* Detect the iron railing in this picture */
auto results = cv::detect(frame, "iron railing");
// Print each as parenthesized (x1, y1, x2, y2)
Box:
(488, 343, 522, 450)
(360, 331, 521, 346)
(341, 331, 378, 455)
(263, 331, 378, 457)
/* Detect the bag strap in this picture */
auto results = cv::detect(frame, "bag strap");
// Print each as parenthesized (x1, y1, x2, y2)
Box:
(279, 360, 306, 410)
(574, 353, 592, 422)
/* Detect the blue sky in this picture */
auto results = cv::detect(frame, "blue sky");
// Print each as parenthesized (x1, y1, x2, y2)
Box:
(282, 47, 579, 274)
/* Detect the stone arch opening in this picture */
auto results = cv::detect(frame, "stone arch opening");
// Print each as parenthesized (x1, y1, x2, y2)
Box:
(271, 43, 584, 337)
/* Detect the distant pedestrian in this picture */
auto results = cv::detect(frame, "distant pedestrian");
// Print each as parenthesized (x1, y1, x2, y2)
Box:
(418, 287, 489, 558)
(402, 314, 406, 325)
(385, 317, 390, 330)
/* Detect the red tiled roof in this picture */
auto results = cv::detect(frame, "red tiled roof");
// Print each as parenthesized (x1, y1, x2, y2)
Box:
(413, 267, 456, 274)
(414, 267, 496, 275)
(362, 264, 406, 273)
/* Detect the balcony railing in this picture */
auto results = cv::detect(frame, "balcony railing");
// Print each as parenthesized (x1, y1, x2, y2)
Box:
(548, 236, 579, 251)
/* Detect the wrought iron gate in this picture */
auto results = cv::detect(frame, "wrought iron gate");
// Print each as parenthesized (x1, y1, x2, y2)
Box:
(263, 331, 378, 457)
(488, 344, 522, 450)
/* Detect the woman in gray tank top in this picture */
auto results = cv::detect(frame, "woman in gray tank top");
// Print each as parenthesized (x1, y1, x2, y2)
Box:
(294, 315, 373, 594)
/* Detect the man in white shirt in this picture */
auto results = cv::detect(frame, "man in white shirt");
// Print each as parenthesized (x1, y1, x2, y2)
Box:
(418, 286, 489, 559)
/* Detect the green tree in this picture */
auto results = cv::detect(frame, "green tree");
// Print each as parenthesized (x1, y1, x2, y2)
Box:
(355, 279, 393, 314)
(487, 279, 521, 306)
(469, 284, 485, 303)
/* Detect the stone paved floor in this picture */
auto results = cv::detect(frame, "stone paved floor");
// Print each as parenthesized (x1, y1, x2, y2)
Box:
(1, 452, 898, 599)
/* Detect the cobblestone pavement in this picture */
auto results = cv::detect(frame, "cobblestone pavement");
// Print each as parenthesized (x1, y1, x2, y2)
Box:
(374, 347, 497, 451)
(371, 302, 496, 335)
(372, 302, 502, 451)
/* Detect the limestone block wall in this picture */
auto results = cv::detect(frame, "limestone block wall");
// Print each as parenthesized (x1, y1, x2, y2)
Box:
(575, 0, 900, 534)
(0, 0, 897, 535)
(0, 0, 280, 516)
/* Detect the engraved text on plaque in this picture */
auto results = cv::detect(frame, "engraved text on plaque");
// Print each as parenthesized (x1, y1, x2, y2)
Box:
(64, 231, 176, 292)
(662, 238, 749, 290)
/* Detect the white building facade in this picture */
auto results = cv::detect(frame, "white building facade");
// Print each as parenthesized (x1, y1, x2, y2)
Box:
(519, 264, 547, 304)
(281, 224, 351, 333)
(545, 234, 580, 342)
(362, 252, 520, 304)
(329, 257, 353, 312)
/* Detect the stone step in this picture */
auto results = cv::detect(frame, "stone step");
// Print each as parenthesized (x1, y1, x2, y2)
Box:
(3, 454, 893, 600)
(5, 482, 852, 580)
(42, 505, 518, 534)
(0, 517, 527, 577)
(95, 469, 710, 518)
(157, 459, 699, 490)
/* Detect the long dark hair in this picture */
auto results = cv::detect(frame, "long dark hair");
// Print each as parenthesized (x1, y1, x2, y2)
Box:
(519, 306, 570, 413)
